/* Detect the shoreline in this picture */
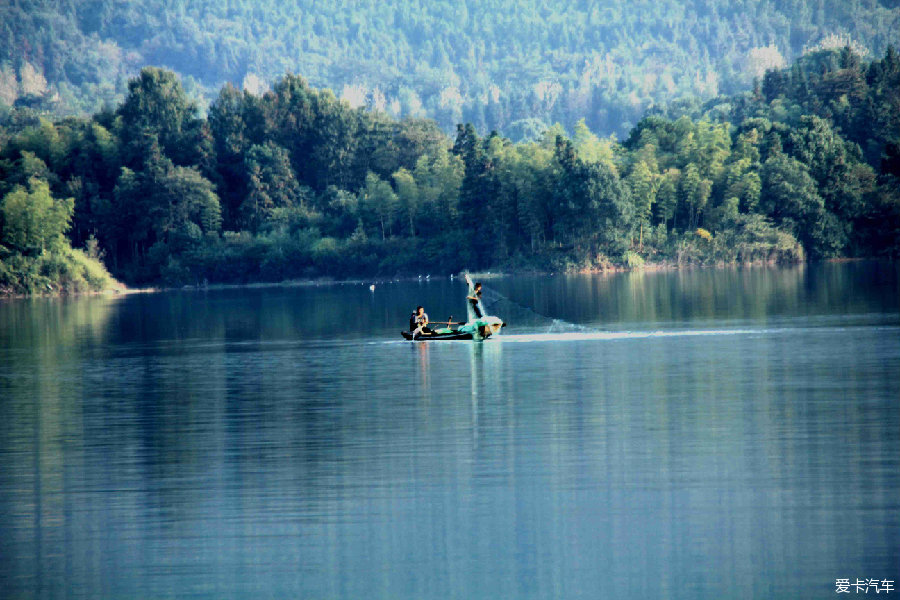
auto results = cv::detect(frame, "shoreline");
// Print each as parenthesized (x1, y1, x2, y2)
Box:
(2, 257, 887, 301)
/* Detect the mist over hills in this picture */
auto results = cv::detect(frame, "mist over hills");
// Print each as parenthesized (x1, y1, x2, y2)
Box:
(2, 0, 899, 137)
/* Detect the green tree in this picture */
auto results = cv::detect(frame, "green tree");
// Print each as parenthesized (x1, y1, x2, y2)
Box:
(111, 143, 221, 268)
(626, 160, 658, 247)
(412, 148, 463, 225)
(117, 67, 208, 169)
(241, 142, 306, 233)
(360, 172, 397, 240)
(787, 115, 876, 232)
(208, 83, 266, 227)
(392, 167, 419, 236)
(1, 178, 73, 254)
(452, 124, 499, 266)
(264, 74, 359, 191)
(679, 163, 712, 229)
(654, 168, 680, 228)
(3, 119, 69, 175)
(760, 152, 842, 256)
(573, 118, 617, 171)
(58, 121, 122, 248)
(0, 150, 55, 195)
(500, 142, 555, 252)
(395, 118, 448, 171)
(724, 168, 762, 214)
(553, 135, 630, 255)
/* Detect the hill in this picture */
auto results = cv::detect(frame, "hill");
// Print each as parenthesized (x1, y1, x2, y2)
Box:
(2, 0, 899, 138)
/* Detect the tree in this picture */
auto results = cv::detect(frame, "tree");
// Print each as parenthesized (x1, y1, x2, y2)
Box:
(786, 115, 876, 232)
(0, 150, 55, 195)
(762, 69, 791, 102)
(760, 152, 842, 256)
(352, 111, 400, 184)
(654, 168, 680, 228)
(452, 124, 499, 267)
(117, 67, 207, 169)
(494, 142, 555, 253)
(573, 118, 617, 171)
(2, 118, 68, 175)
(392, 167, 419, 236)
(693, 120, 731, 185)
(862, 47, 900, 169)
(626, 160, 658, 247)
(264, 74, 359, 191)
(209, 83, 260, 227)
(553, 135, 630, 255)
(55, 121, 122, 248)
(679, 163, 712, 229)
(1, 178, 73, 254)
(359, 172, 397, 240)
(241, 142, 305, 233)
(724, 168, 762, 214)
(111, 143, 221, 266)
(394, 118, 448, 171)
(412, 148, 463, 225)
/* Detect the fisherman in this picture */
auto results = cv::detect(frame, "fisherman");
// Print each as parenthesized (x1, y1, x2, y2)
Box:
(410, 306, 431, 336)
(467, 282, 484, 318)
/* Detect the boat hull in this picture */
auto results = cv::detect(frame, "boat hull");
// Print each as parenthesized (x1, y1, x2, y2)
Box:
(401, 330, 475, 341)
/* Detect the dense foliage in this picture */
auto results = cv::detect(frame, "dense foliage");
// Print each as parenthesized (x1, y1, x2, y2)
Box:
(2, 0, 899, 138)
(0, 176, 117, 294)
(1, 47, 898, 291)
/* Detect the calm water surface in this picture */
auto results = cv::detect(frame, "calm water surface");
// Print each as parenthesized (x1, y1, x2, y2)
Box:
(1, 263, 898, 599)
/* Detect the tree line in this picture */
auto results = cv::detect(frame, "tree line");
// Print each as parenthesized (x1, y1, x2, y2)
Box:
(1, 46, 898, 292)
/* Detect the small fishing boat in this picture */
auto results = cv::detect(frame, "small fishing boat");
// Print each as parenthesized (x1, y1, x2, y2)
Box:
(402, 274, 505, 341)
(401, 328, 473, 341)
(401, 316, 505, 341)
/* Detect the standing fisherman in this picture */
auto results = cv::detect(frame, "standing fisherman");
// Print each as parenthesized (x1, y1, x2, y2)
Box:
(464, 274, 484, 319)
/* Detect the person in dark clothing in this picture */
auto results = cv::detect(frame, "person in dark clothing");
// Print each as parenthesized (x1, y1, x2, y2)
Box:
(410, 306, 431, 336)
(467, 282, 483, 318)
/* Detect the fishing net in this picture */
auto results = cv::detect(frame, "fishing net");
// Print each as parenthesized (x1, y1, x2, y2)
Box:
(475, 285, 598, 334)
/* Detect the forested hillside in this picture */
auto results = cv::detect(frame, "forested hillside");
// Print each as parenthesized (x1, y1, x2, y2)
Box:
(2, 0, 899, 137)
(1, 46, 898, 292)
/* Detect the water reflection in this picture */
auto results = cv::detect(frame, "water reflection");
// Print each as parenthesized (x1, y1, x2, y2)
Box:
(493, 261, 899, 329)
(1, 263, 898, 599)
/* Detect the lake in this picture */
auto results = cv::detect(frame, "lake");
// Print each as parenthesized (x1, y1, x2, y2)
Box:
(1, 262, 898, 599)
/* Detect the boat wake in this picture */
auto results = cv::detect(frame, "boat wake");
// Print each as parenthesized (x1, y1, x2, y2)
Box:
(497, 323, 899, 343)
(496, 328, 780, 343)
(367, 322, 897, 345)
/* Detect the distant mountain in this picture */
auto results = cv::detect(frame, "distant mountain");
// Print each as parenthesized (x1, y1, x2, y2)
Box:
(2, 0, 899, 137)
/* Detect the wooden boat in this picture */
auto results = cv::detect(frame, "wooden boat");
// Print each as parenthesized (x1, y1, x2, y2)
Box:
(401, 317, 505, 341)
(401, 273, 505, 341)
(400, 329, 474, 341)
